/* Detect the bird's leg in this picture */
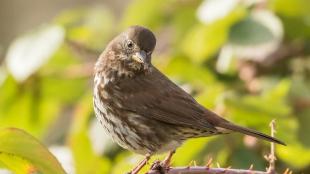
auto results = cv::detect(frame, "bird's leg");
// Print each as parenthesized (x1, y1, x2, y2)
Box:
(161, 150, 176, 168)
(130, 154, 151, 174)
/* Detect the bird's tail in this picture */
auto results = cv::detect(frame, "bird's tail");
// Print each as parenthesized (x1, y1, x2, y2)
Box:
(217, 122, 286, 146)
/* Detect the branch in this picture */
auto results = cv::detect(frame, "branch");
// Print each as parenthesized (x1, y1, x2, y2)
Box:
(145, 120, 282, 174)
(265, 120, 276, 174)
(147, 166, 269, 174)
(65, 39, 100, 61)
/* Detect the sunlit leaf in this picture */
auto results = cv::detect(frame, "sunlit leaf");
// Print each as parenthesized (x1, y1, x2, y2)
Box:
(269, 0, 310, 17)
(0, 128, 66, 174)
(197, 0, 240, 24)
(162, 56, 215, 87)
(277, 142, 310, 169)
(0, 66, 7, 86)
(182, 5, 245, 62)
(111, 153, 144, 174)
(121, 0, 167, 29)
(5, 25, 64, 82)
(69, 94, 111, 174)
(173, 137, 210, 165)
(56, 6, 114, 49)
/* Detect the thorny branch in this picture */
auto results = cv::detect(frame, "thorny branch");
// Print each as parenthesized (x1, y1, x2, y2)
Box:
(146, 120, 287, 174)
(147, 166, 269, 174)
(265, 120, 276, 174)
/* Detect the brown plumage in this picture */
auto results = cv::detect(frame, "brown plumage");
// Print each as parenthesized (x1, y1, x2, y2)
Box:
(93, 25, 285, 172)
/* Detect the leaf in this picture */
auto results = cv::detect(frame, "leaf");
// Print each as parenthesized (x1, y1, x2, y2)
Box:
(269, 0, 310, 17)
(229, 18, 274, 45)
(121, 0, 167, 29)
(227, 10, 283, 61)
(224, 78, 291, 129)
(69, 94, 111, 174)
(182, 5, 245, 62)
(197, 0, 240, 24)
(162, 56, 215, 87)
(0, 66, 7, 86)
(111, 153, 145, 174)
(173, 137, 211, 165)
(277, 141, 310, 169)
(5, 25, 65, 82)
(0, 128, 66, 174)
(0, 153, 39, 174)
(230, 147, 265, 170)
(56, 6, 115, 49)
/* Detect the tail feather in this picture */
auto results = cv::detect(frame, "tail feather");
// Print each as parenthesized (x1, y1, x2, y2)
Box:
(218, 122, 286, 146)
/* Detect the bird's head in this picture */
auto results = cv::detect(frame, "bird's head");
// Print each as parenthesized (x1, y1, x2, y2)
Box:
(96, 26, 156, 76)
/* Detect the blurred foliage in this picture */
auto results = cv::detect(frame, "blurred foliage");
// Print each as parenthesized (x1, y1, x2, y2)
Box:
(0, 128, 66, 174)
(0, 0, 310, 173)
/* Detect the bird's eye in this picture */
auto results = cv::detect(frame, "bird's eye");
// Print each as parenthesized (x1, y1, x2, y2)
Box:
(126, 40, 134, 49)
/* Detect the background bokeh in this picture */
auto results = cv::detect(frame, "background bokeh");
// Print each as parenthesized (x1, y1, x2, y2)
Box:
(0, 0, 310, 173)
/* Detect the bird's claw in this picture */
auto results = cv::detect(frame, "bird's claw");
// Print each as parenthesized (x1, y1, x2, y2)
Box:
(150, 160, 168, 174)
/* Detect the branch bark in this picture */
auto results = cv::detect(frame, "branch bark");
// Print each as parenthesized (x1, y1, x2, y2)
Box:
(147, 167, 270, 174)
(145, 120, 281, 174)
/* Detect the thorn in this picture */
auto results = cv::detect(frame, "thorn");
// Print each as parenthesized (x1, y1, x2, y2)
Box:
(186, 160, 194, 169)
(216, 162, 221, 168)
(269, 119, 276, 127)
(188, 160, 194, 167)
(205, 158, 213, 168)
(193, 160, 197, 167)
(223, 166, 231, 172)
(249, 164, 254, 170)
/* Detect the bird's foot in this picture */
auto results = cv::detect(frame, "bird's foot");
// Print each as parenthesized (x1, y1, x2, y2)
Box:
(150, 150, 175, 174)
(161, 150, 175, 168)
(128, 154, 151, 174)
(150, 160, 166, 174)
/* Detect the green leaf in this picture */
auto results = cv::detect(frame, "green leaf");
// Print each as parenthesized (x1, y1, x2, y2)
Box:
(229, 18, 274, 46)
(181, 5, 245, 62)
(121, 0, 167, 29)
(173, 137, 211, 165)
(69, 94, 111, 174)
(224, 78, 291, 129)
(230, 147, 265, 170)
(182, 23, 228, 62)
(162, 56, 216, 87)
(269, 0, 310, 17)
(56, 6, 115, 49)
(0, 128, 66, 174)
(111, 153, 145, 174)
(277, 142, 310, 169)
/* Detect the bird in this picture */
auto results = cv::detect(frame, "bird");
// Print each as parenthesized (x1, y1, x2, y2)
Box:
(93, 25, 285, 174)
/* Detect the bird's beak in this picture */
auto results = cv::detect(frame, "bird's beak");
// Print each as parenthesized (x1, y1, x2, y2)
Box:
(132, 50, 147, 64)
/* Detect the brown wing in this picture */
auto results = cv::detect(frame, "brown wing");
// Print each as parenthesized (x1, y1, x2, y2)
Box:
(108, 67, 286, 145)
(109, 67, 217, 131)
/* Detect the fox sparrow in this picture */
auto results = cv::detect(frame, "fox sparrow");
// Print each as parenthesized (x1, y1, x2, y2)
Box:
(93, 26, 285, 173)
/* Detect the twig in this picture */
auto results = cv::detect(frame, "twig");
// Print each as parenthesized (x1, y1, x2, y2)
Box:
(145, 120, 281, 174)
(147, 167, 269, 174)
(265, 119, 276, 174)
(65, 39, 100, 61)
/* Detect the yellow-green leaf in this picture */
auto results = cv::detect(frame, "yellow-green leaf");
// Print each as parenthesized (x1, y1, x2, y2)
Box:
(0, 128, 66, 174)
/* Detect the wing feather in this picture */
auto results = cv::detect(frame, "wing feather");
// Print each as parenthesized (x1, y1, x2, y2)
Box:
(110, 67, 216, 130)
